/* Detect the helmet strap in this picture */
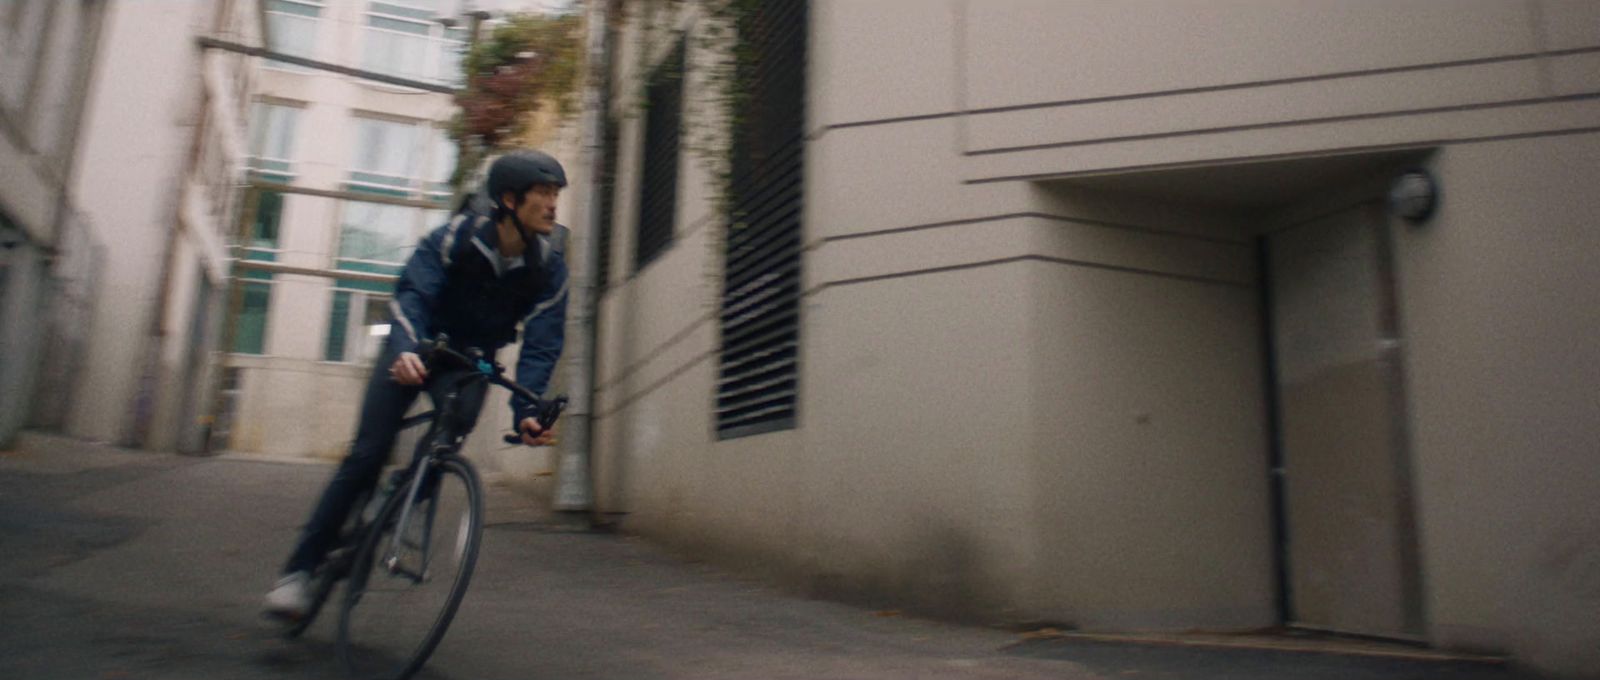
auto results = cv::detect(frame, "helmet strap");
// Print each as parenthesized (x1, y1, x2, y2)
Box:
(500, 200, 536, 253)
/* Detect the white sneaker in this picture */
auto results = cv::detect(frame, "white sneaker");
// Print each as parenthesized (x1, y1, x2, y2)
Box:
(262, 571, 311, 620)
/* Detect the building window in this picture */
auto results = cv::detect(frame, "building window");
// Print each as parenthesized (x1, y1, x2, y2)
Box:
(264, 0, 322, 70)
(246, 101, 301, 252)
(329, 115, 451, 364)
(329, 197, 443, 358)
(716, 0, 807, 439)
(233, 279, 273, 354)
(634, 38, 684, 272)
(325, 289, 391, 363)
(337, 199, 438, 265)
(350, 115, 422, 190)
(361, 1, 467, 86)
(251, 190, 285, 249)
(248, 101, 301, 177)
(341, 115, 448, 266)
(425, 126, 457, 201)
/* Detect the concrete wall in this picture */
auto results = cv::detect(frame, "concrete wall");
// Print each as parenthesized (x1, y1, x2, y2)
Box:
(591, 1, 1600, 674)
(1023, 186, 1273, 630)
(957, 0, 1600, 183)
(1393, 134, 1600, 676)
(224, 0, 459, 462)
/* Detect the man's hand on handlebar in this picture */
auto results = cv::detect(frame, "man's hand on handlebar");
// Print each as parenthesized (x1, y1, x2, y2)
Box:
(518, 417, 555, 447)
(390, 351, 429, 385)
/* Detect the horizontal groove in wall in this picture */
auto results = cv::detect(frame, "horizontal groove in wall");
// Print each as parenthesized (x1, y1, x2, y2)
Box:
(596, 349, 716, 420)
(596, 259, 1252, 418)
(962, 47, 1600, 118)
(811, 46, 1600, 134)
(678, 208, 720, 241)
(822, 110, 965, 132)
(597, 264, 1249, 420)
(809, 254, 1253, 294)
(966, 91, 1600, 157)
(596, 312, 714, 394)
(624, 211, 720, 281)
(823, 212, 1249, 247)
(967, 124, 1600, 185)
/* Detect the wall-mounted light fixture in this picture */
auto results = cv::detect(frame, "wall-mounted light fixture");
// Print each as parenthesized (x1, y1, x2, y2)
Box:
(1388, 168, 1439, 225)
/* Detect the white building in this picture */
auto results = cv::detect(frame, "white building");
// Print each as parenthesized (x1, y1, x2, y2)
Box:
(0, 1, 110, 449)
(222, 0, 583, 470)
(221, 0, 466, 459)
(5, 0, 262, 453)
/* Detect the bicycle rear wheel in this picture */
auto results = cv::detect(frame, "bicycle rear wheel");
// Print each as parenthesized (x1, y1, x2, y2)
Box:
(338, 456, 483, 680)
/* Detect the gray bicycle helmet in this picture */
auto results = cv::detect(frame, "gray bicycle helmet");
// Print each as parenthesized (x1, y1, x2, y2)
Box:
(486, 149, 567, 212)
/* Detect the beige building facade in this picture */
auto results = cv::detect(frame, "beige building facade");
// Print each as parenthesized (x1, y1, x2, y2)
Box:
(587, 1, 1600, 676)
(222, 0, 584, 483)
(221, 0, 464, 460)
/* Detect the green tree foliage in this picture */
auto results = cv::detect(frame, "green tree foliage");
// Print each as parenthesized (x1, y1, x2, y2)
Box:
(450, 11, 584, 188)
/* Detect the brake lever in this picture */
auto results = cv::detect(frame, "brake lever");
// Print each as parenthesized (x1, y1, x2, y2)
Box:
(502, 395, 569, 445)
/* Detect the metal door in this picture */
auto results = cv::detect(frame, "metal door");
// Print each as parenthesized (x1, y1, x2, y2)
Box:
(1267, 203, 1423, 638)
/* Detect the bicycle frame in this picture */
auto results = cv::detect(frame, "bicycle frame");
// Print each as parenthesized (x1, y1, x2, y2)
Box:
(382, 371, 485, 584)
(330, 338, 561, 679)
(363, 337, 555, 586)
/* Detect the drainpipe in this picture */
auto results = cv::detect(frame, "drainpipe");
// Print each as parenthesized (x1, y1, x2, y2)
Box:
(134, 1, 237, 449)
(552, 0, 611, 515)
(130, 52, 208, 449)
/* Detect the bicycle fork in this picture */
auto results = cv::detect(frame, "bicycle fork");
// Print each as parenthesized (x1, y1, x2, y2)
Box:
(383, 457, 441, 583)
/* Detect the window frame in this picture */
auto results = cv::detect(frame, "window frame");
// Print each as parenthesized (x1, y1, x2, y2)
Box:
(714, 0, 808, 440)
(632, 37, 686, 273)
(323, 287, 393, 364)
(262, 0, 324, 72)
(360, 1, 467, 86)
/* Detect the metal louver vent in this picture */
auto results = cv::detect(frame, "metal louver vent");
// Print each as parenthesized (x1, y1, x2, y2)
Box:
(634, 38, 684, 272)
(716, 0, 806, 439)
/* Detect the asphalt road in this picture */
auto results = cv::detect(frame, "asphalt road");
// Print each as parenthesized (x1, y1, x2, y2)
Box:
(0, 433, 1541, 680)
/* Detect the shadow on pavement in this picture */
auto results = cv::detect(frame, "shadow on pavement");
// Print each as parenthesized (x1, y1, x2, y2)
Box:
(1007, 637, 1546, 680)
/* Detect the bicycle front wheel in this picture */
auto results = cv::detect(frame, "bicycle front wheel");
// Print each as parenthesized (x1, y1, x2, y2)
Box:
(338, 455, 483, 680)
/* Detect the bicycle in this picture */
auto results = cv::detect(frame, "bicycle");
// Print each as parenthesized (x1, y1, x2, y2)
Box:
(280, 336, 566, 680)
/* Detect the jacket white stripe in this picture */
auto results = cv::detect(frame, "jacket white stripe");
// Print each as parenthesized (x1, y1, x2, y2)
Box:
(523, 277, 568, 326)
(471, 236, 501, 276)
(440, 213, 468, 266)
(389, 298, 419, 343)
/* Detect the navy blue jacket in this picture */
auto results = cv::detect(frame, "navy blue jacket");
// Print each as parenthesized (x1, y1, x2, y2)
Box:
(387, 206, 568, 424)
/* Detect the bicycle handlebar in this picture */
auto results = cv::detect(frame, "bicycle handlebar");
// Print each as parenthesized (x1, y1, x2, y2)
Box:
(421, 335, 567, 446)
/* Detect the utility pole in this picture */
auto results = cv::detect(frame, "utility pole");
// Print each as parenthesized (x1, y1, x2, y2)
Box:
(553, 0, 611, 515)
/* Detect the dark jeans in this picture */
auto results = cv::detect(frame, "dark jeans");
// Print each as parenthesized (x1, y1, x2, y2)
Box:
(283, 345, 488, 575)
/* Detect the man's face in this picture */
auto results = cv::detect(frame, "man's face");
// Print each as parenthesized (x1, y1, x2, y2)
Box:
(509, 184, 560, 236)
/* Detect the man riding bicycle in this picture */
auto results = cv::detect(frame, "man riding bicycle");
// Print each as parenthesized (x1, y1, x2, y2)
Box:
(264, 149, 571, 620)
